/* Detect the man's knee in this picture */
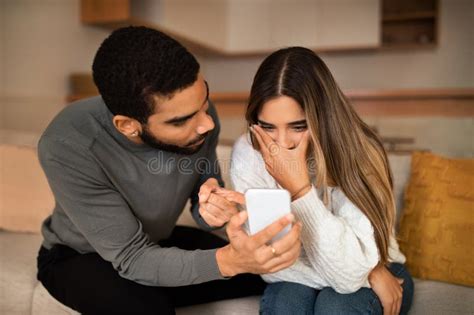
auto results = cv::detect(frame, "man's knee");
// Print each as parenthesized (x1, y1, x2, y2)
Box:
(37, 248, 176, 315)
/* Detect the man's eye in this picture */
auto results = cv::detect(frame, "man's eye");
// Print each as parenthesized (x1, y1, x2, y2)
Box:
(172, 121, 187, 127)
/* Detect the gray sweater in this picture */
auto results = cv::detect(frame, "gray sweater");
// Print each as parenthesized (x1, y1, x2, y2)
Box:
(38, 96, 226, 287)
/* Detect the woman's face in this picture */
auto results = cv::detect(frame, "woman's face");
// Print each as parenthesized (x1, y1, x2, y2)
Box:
(257, 96, 307, 149)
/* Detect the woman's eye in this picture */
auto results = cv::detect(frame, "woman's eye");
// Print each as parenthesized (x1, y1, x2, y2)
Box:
(260, 126, 275, 131)
(293, 126, 308, 132)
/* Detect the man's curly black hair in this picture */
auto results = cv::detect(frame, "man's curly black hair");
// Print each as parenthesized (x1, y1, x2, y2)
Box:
(92, 26, 200, 123)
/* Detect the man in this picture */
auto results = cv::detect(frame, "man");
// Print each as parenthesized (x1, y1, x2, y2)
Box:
(36, 26, 301, 314)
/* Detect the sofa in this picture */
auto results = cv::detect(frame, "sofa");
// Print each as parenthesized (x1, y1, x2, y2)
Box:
(1, 130, 473, 315)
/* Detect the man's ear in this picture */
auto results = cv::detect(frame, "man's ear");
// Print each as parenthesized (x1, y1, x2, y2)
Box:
(112, 115, 142, 137)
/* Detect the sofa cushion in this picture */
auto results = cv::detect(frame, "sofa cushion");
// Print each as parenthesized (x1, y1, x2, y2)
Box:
(0, 231, 43, 315)
(411, 278, 474, 314)
(2, 231, 474, 314)
(32, 282, 260, 315)
(398, 152, 474, 287)
(0, 144, 55, 233)
(387, 154, 412, 229)
(32, 283, 79, 315)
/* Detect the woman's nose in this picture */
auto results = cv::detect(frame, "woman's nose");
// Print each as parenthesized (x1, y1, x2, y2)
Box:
(276, 132, 294, 149)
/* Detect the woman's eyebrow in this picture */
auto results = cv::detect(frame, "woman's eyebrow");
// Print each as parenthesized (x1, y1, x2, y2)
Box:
(288, 119, 307, 126)
(257, 119, 274, 126)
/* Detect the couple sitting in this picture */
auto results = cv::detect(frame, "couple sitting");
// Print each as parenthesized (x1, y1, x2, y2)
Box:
(37, 26, 413, 315)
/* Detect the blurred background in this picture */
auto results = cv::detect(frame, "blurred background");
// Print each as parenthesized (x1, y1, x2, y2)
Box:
(0, 0, 473, 156)
(1, 2, 473, 313)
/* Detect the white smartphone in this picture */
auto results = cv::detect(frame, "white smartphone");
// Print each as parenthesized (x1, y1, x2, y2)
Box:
(244, 189, 292, 243)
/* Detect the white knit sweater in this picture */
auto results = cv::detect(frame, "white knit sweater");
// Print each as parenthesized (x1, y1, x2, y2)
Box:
(230, 134, 406, 294)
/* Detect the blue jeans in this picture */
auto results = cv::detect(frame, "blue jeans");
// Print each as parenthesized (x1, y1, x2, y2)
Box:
(260, 263, 414, 315)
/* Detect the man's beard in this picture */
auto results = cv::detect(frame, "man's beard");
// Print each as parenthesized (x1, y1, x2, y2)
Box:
(140, 125, 208, 155)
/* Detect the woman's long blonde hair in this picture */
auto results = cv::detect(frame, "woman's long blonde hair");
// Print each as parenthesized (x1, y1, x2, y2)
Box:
(246, 47, 395, 264)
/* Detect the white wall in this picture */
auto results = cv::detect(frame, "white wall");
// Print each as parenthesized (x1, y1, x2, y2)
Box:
(133, 0, 229, 49)
(0, 0, 6, 127)
(203, 0, 474, 92)
(0, 0, 472, 158)
(1, 0, 110, 131)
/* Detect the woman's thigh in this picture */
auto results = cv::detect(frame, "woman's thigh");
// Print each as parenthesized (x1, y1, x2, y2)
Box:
(314, 263, 414, 315)
(260, 282, 318, 315)
(389, 263, 415, 315)
(314, 286, 382, 315)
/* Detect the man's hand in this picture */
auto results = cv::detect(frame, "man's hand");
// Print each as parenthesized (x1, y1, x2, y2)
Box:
(216, 211, 302, 277)
(198, 178, 239, 227)
(369, 264, 404, 315)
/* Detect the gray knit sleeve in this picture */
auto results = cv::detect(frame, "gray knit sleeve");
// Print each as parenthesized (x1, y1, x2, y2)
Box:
(38, 136, 225, 287)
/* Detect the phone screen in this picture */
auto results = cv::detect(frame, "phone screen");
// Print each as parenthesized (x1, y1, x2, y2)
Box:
(245, 189, 291, 243)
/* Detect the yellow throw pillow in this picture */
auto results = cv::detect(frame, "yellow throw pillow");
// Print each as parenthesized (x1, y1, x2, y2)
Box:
(398, 151, 474, 287)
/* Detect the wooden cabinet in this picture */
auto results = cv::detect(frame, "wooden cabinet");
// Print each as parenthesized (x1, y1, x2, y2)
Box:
(80, 0, 381, 56)
(225, 0, 380, 53)
(80, 0, 439, 55)
(381, 0, 439, 49)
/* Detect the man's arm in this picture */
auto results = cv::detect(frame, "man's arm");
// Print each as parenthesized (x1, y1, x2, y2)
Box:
(189, 100, 225, 230)
(38, 136, 225, 287)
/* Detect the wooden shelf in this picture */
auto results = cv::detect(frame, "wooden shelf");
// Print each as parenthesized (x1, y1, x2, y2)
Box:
(67, 87, 474, 119)
(381, 0, 438, 48)
(382, 11, 436, 22)
(379, 43, 437, 51)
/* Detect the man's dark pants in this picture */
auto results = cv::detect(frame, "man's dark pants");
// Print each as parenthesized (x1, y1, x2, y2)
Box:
(37, 226, 266, 315)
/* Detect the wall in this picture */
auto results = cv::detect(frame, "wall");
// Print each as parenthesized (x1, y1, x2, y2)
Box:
(132, 0, 229, 50)
(0, 0, 5, 128)
(1, 0, 472, 157)
(202, 0, 474, 92)
(201, 0, 474, 158)
(1, 0, 110, 132)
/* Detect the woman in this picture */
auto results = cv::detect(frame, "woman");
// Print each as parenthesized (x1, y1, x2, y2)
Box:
(229, 47, 414, 314)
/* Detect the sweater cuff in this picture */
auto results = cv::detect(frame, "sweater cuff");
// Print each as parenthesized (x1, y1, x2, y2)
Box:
(291, 186, 330, 222)
(191, 202, 222, 232)
(194, 249, 228, 282)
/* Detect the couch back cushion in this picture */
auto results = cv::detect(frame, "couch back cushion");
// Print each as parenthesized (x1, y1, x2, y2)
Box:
(398, 151, 474, 287)
(0, 144, 55, 233)
(388, 154, 412, 229)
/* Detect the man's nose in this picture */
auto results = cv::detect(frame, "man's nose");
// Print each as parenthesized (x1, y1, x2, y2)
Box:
(196, 113, 215, 135)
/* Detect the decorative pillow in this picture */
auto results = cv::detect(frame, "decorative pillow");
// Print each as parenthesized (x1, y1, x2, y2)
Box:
(398, 151, 474, 287)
